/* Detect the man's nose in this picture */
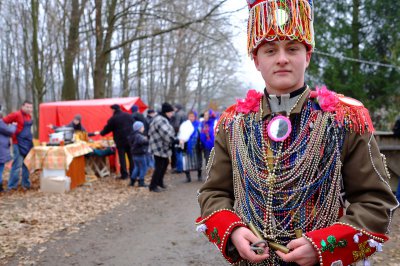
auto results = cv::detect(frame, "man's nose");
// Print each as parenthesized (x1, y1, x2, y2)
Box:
(276, 50, 289, 65)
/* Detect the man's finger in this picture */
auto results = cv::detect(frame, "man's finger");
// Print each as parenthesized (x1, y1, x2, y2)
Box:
(242, 247, 270, 263)
(286, 238, 303, 250)
(275, 250, 299, 262)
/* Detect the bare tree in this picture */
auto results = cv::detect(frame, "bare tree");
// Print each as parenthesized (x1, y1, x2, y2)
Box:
(62, 0, 87, 100)
(0, 0, 244, 129)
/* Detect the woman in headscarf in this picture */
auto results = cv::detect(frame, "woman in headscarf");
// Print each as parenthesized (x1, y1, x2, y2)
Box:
(200, 109, 217, 166)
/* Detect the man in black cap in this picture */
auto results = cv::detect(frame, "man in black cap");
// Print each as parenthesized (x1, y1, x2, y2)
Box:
(146, 109, 156, 123)
(95, 104, 134, 180)
(148, 102, 175, 192)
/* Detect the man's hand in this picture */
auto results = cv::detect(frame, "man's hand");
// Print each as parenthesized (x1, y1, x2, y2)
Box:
(231, 227, 269, 263)
(276, 237, 318, 266)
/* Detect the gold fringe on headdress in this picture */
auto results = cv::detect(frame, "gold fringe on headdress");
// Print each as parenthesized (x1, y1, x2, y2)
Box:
(247, 0, 315, 56)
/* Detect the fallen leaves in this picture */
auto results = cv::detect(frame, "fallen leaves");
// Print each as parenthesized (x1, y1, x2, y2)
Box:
(0, 171, 151, 265)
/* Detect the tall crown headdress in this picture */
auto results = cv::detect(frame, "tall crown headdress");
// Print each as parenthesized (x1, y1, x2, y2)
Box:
(246, 0, 315, 55)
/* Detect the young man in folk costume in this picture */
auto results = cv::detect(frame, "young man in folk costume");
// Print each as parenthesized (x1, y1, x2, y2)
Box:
(195, 0, 398, 265)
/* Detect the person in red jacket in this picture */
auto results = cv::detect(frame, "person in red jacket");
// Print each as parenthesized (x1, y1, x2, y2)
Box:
(3, 100, 34, 190)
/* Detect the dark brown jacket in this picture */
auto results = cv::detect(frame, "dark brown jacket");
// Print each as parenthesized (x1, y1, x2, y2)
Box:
(198, 91, 398, 235)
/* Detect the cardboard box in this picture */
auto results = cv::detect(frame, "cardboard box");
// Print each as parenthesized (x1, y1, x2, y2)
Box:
(40, 176, 71, 193)
(42, 168, 66, 178)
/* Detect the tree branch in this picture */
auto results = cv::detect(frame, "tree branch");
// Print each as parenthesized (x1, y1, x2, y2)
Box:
(106, 0, 228, 54)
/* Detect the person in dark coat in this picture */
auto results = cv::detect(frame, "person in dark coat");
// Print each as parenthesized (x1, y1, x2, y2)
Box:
(0, 110, 17, 192)
(171, 104, 186, 173)
(131, 105, 149, 136)
(48, 114, 86, 132)
(129, 121, 149, 187)
(146, 109, 156, 125)
(96, 104, 134, 180)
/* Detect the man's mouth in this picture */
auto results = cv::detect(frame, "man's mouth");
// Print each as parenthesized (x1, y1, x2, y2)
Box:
(274, 70, 291, 74)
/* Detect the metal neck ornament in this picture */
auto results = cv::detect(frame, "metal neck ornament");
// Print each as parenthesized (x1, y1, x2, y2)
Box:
(267, 88, 309, 142)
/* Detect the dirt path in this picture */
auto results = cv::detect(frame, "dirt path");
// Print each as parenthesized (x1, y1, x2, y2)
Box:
(2, 172, 399, 266)
(3, 175, 226, 266)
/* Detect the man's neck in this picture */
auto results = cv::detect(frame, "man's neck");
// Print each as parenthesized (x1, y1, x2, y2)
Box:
(264, 85, 307, 99)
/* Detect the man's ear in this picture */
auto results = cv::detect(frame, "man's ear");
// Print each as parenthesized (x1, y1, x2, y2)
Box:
(253, 53, 261, 71)
(305, 51, 312, 68)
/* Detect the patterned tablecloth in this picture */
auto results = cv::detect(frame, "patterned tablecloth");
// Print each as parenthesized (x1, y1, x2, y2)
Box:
(24, 141, 93, 171)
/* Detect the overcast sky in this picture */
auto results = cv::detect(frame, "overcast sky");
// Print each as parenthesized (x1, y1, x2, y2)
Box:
(225, 1, 266, 91)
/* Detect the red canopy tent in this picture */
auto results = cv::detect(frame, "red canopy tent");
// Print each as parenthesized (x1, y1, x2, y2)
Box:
(39, 97, 147, 142)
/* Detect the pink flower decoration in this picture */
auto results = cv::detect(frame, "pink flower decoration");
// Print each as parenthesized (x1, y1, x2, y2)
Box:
(316, 85, 339, 112)
(236, 89, 263, 114)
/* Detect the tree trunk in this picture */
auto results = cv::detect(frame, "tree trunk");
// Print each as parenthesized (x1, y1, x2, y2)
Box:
(136, 39, 143, 97)
(93, 0, 117, 99)
(351, 0, 360, 78)
(31, 0, 45, 137)
(62, 0, 86, 100)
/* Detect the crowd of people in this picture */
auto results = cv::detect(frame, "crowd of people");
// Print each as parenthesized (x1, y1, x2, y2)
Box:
(95, 102, 222, 193)
(0, 99, 222, 194)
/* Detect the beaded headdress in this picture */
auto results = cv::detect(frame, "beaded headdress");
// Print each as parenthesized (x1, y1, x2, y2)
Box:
(246, 0, 315, 55)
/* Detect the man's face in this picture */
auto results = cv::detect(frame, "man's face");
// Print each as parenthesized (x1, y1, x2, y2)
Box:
(166, 111, 174, 119)
(22, 103, 33, 115)
(253, 40, 311, 95)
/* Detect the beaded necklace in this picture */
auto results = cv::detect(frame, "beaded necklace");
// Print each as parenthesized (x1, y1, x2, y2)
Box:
(228, 95, 346, 262)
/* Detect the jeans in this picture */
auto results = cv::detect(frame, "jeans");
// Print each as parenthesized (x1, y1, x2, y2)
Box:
(0, 163, 4, 185)
(131, 155, 147, 181)
(8, 145, 30, 189)
(146, 153, 155, 169)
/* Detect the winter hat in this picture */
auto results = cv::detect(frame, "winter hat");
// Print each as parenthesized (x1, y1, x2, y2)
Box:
(161, 102, 174, 113)
(175, 104, 183, 111)
(110, 104, 120, 110)
(147, 109, 155, 115)
(133, 121, 144, 132)
(131, 105, 139, 113)
(74, 114, 82, 122)
(246, 0, 314, 55)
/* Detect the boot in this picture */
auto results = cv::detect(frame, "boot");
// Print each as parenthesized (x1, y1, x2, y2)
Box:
(139, 179, 147, 187)
(185, 171, 191, 183)
(129, 179, 136, 187)
(197, 170, 202, 181)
